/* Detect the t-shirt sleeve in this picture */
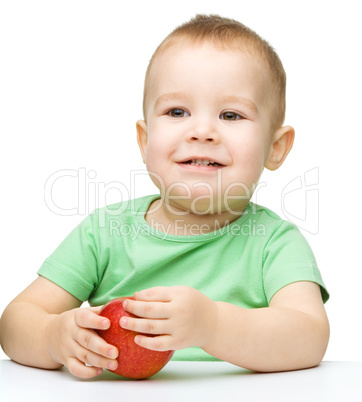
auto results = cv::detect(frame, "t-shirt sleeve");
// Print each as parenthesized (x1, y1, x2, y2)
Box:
(262, 221, 329, 304)
(37, 212, 101, 301)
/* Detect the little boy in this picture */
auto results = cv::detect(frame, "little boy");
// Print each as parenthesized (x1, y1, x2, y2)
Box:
(0, 14, 329, 379)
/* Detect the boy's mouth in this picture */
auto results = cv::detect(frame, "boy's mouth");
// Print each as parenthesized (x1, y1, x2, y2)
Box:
(179, 158, 224, 167)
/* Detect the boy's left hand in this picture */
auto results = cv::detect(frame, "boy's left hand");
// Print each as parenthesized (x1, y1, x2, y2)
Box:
(120, 286, 218, 351)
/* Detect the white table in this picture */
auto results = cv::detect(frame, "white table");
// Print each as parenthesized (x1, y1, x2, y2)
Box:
(1, 359, 362, 402)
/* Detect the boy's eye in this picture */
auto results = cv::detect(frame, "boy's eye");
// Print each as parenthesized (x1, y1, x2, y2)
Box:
(167, 108, 189, 118)
(220, 112, 242, 121)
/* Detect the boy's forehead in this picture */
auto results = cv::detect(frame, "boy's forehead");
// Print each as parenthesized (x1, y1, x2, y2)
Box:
(154, 39, 259, 70)
(147, 40, 269, 106)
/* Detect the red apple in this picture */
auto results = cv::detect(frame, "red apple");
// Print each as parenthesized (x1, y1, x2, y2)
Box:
(95, 297, 174, 379)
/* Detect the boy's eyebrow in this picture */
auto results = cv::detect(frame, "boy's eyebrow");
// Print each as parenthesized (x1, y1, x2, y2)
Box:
(221, 95, 259, 114)
(154, 92, 188, 108)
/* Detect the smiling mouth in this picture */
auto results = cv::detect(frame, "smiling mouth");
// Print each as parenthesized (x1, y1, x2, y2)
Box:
(180, 158, 224, 167)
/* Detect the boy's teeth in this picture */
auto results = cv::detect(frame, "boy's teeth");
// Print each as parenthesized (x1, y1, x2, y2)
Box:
(190, 158, 215, 166)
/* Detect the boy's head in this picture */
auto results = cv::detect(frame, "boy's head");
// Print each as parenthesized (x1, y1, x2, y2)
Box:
(137, 14, 294, 216)
(143, 14, 286, 134)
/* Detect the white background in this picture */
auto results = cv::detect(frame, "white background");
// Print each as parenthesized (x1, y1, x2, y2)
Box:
(0, 0, 361, 362)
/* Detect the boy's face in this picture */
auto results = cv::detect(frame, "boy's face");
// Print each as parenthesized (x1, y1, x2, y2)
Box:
(137, 41, 277, 215)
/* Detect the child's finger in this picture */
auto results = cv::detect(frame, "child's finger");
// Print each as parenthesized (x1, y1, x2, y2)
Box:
(123, 299, 169, 319)
(67, 356, 104, 379)
(134, 334, 173, 352)
(120, 315, 168, 335)
(72, 342, 118, 372)
(74, 307, 110, 330)
(76, 328, 118, 360)
(134, 286, 171, 302)
(89, 306, 103, 314)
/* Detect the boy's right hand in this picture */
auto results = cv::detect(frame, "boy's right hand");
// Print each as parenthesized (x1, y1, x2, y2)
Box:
(47, 306, 119, 379)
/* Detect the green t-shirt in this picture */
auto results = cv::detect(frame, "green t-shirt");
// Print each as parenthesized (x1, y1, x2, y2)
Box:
(38, 194, 329, 361)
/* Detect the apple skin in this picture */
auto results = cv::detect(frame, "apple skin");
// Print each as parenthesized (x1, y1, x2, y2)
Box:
(95, 297, 174, 379)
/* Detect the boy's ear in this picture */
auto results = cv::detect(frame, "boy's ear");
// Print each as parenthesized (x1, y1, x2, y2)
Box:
(265, 125, 295, 171)
(136, 120, 148, 164)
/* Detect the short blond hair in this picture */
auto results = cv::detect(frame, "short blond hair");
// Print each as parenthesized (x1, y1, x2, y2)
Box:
(143, 14, 286, 132)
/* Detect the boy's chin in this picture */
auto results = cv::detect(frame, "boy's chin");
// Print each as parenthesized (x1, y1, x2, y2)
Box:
(162, 197, 248, 217)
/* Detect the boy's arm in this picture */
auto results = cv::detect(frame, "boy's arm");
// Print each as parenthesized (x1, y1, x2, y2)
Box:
(204, 281, 329, 371)
(121, 281, 329, 372)
(0, 276, 119, 378)
(0, 276, 79, 369)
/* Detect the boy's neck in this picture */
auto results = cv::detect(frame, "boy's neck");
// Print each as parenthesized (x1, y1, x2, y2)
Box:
(144, 198, 246, 236)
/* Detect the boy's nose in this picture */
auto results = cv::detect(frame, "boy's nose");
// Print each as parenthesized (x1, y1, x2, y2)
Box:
(186, 120, 220, 144)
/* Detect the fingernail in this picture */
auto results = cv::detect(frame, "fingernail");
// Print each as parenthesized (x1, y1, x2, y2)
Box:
(109, 348, 117, 358)
(102, 319, 109, 328)
(108, 361, 117, 370)
(123, 300, 128, 309)
(120, 317, 127, 327)
(96, 368, 103, 375)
